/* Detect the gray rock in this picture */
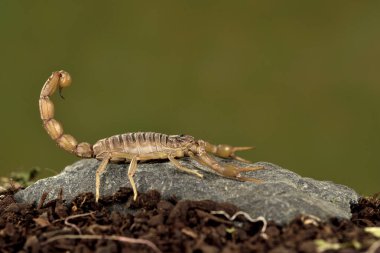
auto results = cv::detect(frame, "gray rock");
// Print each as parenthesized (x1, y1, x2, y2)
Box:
(14, 158, 359, 224)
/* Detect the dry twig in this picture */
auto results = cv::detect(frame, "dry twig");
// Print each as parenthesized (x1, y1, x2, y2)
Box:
(211, 210, 267, 233)
(63, 212, 95, 235)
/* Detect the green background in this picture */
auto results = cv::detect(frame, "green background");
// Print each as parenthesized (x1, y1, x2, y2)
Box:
(0, 1, 379, 195)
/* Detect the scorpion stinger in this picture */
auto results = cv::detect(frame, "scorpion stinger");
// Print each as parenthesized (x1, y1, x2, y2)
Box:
(58, 86, 65, 99)
(39, 71, 264, 203)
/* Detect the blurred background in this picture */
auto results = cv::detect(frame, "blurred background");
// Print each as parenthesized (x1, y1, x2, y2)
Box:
(0, 1, 379, 195)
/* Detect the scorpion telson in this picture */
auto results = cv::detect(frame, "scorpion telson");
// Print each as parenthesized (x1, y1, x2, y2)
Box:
(39, 71, 264, 202)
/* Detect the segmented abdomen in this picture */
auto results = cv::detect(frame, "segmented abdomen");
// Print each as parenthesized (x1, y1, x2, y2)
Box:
(93, 132, 178, 157)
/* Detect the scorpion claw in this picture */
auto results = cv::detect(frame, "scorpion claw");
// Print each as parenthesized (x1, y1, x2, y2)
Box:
(233, 146, 254, 151)
(238, 165, 265, 172)
(221, 164, 265, 182)
(222, 164, 264, 183)
(224, 164, 265, 173)
(231, 146, 255, 162)
(206, 143, 255, 162)
(231, 154, 252, 163)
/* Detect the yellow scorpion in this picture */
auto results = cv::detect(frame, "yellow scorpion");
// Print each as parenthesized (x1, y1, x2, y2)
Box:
(39, 71, 264, 202)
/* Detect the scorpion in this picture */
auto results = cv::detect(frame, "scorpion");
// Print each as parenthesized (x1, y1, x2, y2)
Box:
(39, 71, 264, 202)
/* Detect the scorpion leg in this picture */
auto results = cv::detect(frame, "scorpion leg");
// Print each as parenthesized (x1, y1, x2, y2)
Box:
(205, 142, 254, 163)
(105, 152, 140, 201)
(190, 151, 263, 183)
(128, 155, 139, 201)
(168, 154, 203, 178)
(95, 154, 111, 203)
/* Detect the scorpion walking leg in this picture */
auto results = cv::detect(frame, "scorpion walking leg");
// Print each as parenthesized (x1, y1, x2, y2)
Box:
(168, 154, 203, 178)
(104, 152, 140, 201)
(128, 155, 139, 201)
(95, 154, 111, 203)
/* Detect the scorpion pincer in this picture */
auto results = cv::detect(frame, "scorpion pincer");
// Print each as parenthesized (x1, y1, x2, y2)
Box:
(39, 71, 264, 202)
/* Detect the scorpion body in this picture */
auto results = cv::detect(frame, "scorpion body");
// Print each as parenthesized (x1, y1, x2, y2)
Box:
(93, 132, 192, 161)
(39, 71, 263, 202)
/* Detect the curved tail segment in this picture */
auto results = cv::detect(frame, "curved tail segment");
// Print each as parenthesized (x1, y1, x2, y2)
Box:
(39, 71, 94, 158)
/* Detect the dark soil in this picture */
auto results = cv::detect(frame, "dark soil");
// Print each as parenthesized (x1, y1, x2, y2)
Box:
(0, 184, 379, 253)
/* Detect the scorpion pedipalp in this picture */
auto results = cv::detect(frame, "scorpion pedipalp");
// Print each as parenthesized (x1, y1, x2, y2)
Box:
(188, 148, 264, 183)
(205, 143, 255, 163)
(224, 164, 264, 183)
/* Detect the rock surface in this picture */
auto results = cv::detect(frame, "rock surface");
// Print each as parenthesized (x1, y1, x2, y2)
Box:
(14, 158, 359, 224)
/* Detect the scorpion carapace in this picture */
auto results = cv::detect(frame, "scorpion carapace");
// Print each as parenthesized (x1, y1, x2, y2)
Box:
(39, 71, 264, 202)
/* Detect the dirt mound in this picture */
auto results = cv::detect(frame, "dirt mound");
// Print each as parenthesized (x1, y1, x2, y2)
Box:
(0, 186, 379, 253)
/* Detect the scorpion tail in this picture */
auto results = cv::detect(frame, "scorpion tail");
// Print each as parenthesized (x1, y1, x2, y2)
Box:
(39, 71, 94, 158)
